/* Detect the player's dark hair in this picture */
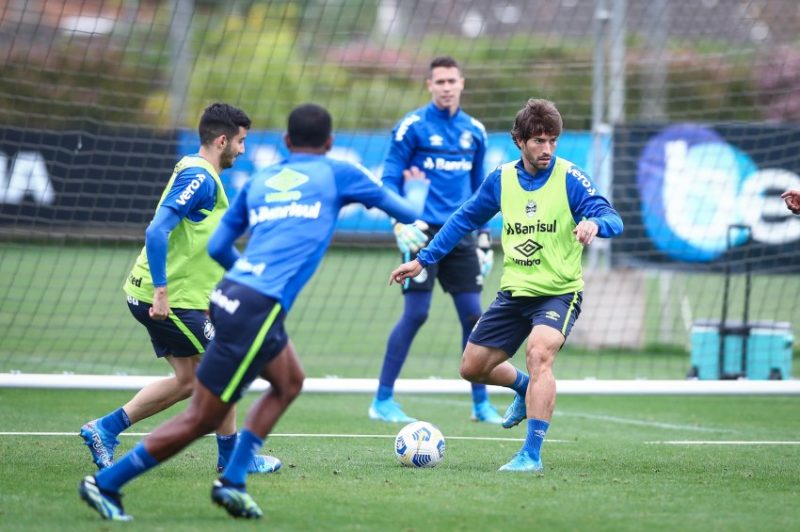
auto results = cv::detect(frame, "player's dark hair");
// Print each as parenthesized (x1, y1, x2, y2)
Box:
(511, 98, 563, 144)
(287, 103, 332, 148)
(429, 56, 460, 76)
(198, 103, 251, 146)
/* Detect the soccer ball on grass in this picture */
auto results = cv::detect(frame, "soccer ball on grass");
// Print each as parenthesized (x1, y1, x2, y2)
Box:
(394, 421, 445, 468)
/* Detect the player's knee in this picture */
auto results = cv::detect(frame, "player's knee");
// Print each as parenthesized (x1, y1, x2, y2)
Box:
(175, 378, 194, 400)
(274, 368, 304, 404)
(459, 362, 478, 382)
(459, 357, 486, 383)
(183, 407, 222, 436)
(402, 307, 429, 328)
(171, 361, 199, 399)
(526, 354, 554, 380)
(287, 369, 304, 400)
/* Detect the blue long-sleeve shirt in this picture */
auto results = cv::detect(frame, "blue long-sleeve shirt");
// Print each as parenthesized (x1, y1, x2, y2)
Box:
(208, 153, 423, 311)
(382, 102, 488, 228)
(145, 161, 218, 287)
(417, 157, 623, 266)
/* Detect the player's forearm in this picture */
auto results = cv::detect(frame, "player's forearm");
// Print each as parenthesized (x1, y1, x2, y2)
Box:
(586, 209, 623, 238)
(417, 214, 480, 266)
(145, 206, 183, 287)
(376, 189, 423, 224)
(144, 222, 170, 287)
(598, 213, 623, 238)
(569, 190, 623, 239)
(381, 172, 403, 195)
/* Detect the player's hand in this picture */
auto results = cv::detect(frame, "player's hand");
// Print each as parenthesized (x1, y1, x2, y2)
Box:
(476, 231, 494, 279)
(389, 259, 425, 285)
(393, 220, 429, 254)
(573, 220, 599, 245)
(402, 166, 426, 182)
(781, 189, 800, 214)
(149, 287, 170, 320)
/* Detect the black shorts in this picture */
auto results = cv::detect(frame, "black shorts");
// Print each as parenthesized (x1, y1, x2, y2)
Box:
(468, 290, 583, 357)
(127, 296, 212, 358)
(196, 279, 289, 403)
(403, 225, 482, 294)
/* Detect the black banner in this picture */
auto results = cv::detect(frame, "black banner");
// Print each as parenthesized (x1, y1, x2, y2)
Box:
(0, 127, 176, 232)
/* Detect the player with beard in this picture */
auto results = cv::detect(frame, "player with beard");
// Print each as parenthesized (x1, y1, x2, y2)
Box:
(79, 103, 281, 478)
(78, 103, 428, 521)
(389, 98, 623, 472)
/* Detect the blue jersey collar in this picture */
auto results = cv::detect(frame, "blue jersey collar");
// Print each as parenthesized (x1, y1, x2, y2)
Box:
(426, 101, 460, 120)
(285, 152, 323, 162)
(515, 156, 556, 182)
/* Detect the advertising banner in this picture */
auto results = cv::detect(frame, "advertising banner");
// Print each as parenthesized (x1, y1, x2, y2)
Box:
(178, 129, 602, 237)
(0, 127, 176, 228)
(613, 124, 800, 272)
(0, 126, 602, 240)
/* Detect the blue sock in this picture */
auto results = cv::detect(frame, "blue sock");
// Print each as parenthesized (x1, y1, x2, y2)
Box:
(95, 442, 158, 493)
(378, 292, 431, 392)
(471, 383, 488, 404)
(522, 419, 550, 459)
(216, 433, 237, 468)
(511, 369, 529, 398)
(376, 385, 394, 402)
(99, 408, 131, 437)
(222, 429, 263, 486)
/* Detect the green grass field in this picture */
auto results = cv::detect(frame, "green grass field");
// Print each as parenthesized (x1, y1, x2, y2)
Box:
(1, 242, 798, 380)
(0, 388, 798, 531)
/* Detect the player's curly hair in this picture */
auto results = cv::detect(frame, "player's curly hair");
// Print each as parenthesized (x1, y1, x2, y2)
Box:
(198, 103, 251, 146)
(511, 99, 562, 144)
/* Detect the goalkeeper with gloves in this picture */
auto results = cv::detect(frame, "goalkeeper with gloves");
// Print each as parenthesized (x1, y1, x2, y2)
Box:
(370, 56, 502, 424)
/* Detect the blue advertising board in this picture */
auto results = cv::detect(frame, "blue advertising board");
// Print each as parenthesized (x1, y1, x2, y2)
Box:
(613, 123, 800, 271)
(178, 130, 602, 237)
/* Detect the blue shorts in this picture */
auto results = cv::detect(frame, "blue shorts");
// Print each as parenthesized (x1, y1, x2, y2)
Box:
(403, 226, 482, 294)
(196, 279, 288, 403)
(127, 296, 212, 358)
(468, 290, 582, 357)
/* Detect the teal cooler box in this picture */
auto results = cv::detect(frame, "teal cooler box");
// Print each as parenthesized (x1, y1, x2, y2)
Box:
(689, 320, 793, 380)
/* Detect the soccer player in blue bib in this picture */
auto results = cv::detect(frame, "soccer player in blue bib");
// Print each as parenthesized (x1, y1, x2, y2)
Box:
(390, 99, 623, 472)
(78, 103, 427, 521)
(79, 103, 279, 476)
(370, 56, 503, 424)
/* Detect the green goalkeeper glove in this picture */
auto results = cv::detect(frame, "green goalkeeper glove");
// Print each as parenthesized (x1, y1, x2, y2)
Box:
(476, 231, 493, 279)
(393, 220, 429, 254)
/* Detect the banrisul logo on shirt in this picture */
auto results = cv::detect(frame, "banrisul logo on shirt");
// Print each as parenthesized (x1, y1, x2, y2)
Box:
(637, 124, 800, 262)
(421, 157, 473, 172)
(250, 167, 321, 226)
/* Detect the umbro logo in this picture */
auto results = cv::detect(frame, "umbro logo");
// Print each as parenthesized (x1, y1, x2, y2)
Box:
(514, 239, 543, 258)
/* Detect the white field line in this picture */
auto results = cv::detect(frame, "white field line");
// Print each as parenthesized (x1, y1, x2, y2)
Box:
(555, 411, 737, 433)
(3, 432, 795, 445)
(367, 396, 737, 434)
(645, 440, 800, 445)
(0, 431, 567, 443)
